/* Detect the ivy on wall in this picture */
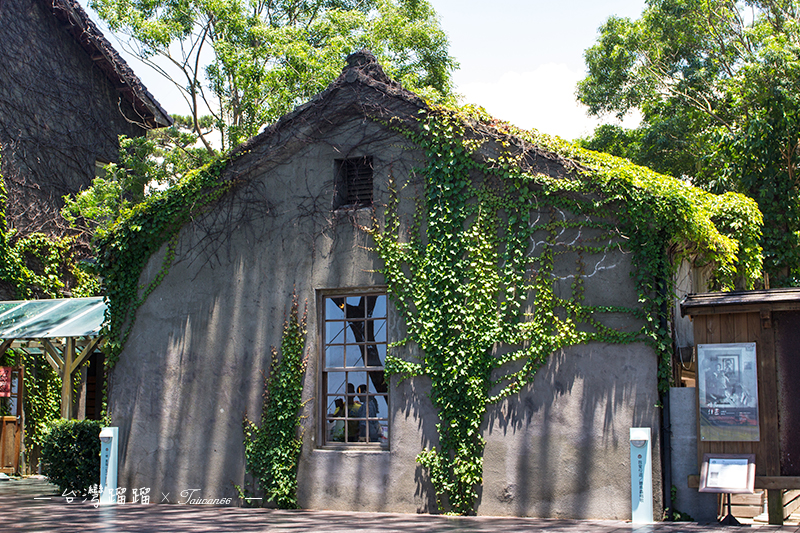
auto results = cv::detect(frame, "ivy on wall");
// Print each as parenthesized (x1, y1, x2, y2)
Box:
(0, 148, 86, 450)
(0, 148, 94, 300)
(0, 349, 61, 447)
(369, 107, 762, 514)
(94, 157, 234, 364)
(242, 296, 308, 509)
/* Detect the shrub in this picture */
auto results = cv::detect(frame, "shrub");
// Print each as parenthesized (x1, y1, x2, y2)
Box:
(41, 419, 104, 495)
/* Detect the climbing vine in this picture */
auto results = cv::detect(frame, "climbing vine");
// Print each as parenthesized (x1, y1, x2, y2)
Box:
(94, 157, 235, 364)
(0, 148, 96, 456)
(369, 107, 762, 514)
(242, 296, 308, 509)
(0, 148, 95, 300)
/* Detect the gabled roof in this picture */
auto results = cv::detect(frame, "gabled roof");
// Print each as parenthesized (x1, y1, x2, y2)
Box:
(48, 0, 172, 129)
(231, 50, 576, 179)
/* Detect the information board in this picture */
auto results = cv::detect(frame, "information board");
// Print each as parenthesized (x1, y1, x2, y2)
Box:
(699, 453, 755, 494)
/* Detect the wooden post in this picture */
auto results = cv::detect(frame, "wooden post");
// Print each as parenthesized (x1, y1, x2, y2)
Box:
(60, 338, 74, 419)
(760, 314, 783, 525)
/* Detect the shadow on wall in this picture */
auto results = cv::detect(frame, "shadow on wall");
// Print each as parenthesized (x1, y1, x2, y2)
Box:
(479, 341, 658, 518)
(111, 245, 299, 503)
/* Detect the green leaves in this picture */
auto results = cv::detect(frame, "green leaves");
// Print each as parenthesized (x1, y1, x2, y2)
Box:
(92, 0, 457, 150)
(371, 105, 762, 514)
(95, 155, 233, 365)
(243, 296, 308, 509)
(41, 419, 105, 496)
(578, 0, 800, 284)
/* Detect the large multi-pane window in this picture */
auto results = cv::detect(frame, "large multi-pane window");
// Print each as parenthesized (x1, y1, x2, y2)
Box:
(322, 293, 388, 446)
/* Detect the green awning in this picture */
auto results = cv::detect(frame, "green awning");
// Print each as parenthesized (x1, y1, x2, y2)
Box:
(0, 297, 106, 339)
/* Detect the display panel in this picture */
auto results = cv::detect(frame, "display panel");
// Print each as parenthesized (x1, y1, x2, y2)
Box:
(698, 343, 759, 441)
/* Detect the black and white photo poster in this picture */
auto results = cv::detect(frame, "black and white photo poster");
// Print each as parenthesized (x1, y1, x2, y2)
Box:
(698, 342, 759, 441)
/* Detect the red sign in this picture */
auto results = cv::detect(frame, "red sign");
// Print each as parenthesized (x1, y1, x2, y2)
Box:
(0, 367, 11, 397)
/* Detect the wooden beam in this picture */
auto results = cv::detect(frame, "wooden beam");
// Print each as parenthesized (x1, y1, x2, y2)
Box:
(69, 336, 102, 376)
(683, 302, 800, 316)
(41, 339, 64, 376)
(0, 339, 13, 354)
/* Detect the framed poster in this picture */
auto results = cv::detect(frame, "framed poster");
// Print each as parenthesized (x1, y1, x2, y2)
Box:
(699, 453, 756, 494)
(697, 343, 759, 441)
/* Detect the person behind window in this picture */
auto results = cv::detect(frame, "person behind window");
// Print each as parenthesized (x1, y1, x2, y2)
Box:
(356, 384, 381, 442)
(330, 398, 345, 442)
(346, 383, 361, 442)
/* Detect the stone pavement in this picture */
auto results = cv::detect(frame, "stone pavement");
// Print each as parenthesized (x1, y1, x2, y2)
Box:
(2, 477, 800, 533)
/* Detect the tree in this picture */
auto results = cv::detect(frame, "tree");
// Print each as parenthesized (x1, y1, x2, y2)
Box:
(62, 124, 214, 240)
(577, 0, 800, 285)
(91, 0, 457, 150)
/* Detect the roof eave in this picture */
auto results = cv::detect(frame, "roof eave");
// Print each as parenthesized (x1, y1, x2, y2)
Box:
(49, 0, 173, 129)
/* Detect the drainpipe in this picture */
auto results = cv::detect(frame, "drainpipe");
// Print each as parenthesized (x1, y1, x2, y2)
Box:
(659, 280, 673, 520)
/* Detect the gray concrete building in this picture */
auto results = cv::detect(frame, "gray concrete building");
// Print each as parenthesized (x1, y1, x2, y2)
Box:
(108, 52, 665, 520)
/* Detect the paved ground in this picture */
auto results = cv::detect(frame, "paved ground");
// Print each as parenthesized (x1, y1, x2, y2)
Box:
(2, 477, 800, 533)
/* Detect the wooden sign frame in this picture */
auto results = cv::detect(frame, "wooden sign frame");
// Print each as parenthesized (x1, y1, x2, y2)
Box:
(699, 453, 756, 494)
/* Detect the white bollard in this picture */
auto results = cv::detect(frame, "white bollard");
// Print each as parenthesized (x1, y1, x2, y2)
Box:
(99, 427, 118, 505)
(630, 427, 653, 523)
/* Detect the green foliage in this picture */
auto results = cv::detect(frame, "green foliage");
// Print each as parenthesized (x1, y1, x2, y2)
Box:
(91, 0, 457, 150)
(0, 146, 94, 299)
(41, 419, 104, 495)
(243, 297, 308, 509)
(577, 0, 800, 284)
(20, 352, 62, 448)
(664, 485, 694, 521)
(63, 133, 216, 241)
(95, 156, 234, 365)
(369, 107, 762, 514)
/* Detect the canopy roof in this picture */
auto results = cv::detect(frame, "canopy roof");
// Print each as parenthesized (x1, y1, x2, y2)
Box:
(0, 297, 106, 339)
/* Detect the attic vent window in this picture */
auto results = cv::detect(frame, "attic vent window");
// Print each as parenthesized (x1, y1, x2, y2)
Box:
(334, 157, 373, 210)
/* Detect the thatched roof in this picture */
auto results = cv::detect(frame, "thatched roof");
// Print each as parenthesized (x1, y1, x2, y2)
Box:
(48, 0, 172, 129)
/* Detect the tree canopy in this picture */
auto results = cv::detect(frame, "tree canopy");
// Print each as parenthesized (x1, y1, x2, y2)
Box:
(577, 0, 800, 285)
(91, 0, 457, 151)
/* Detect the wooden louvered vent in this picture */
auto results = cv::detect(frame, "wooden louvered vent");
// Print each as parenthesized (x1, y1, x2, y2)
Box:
(334, 156, 373, 209)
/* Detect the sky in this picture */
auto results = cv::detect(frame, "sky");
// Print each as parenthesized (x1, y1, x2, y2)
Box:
(79, 0, 647, 141)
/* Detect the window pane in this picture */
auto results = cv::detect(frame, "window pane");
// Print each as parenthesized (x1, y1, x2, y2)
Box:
(367, 294, 385, 318)
(326, 320, 345, 344)
(325, 345, 344, 368)
(372, 319, 386, 343)
(377, 343, 387, 363)
(348, 372, 368, 397)
(367, 370, 387, 393)
(345, 322, 363, 344)
(327, 372, 346, 397)
(346, 296, 363, 317)
(361, 345, 378, 367)
(376, 395, 388, 419)
(352, 346, 366, 368)
(326, 298, 345, 320)
(326, 394, 345, 416)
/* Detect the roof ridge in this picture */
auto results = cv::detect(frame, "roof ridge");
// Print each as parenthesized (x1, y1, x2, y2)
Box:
(48, 0, 172, 128)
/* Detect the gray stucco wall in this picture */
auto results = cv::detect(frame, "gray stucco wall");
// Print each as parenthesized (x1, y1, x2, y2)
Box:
(669, 387, 717, 522)
(0, 0, 146, 235)
(109, 109, 662, 518)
